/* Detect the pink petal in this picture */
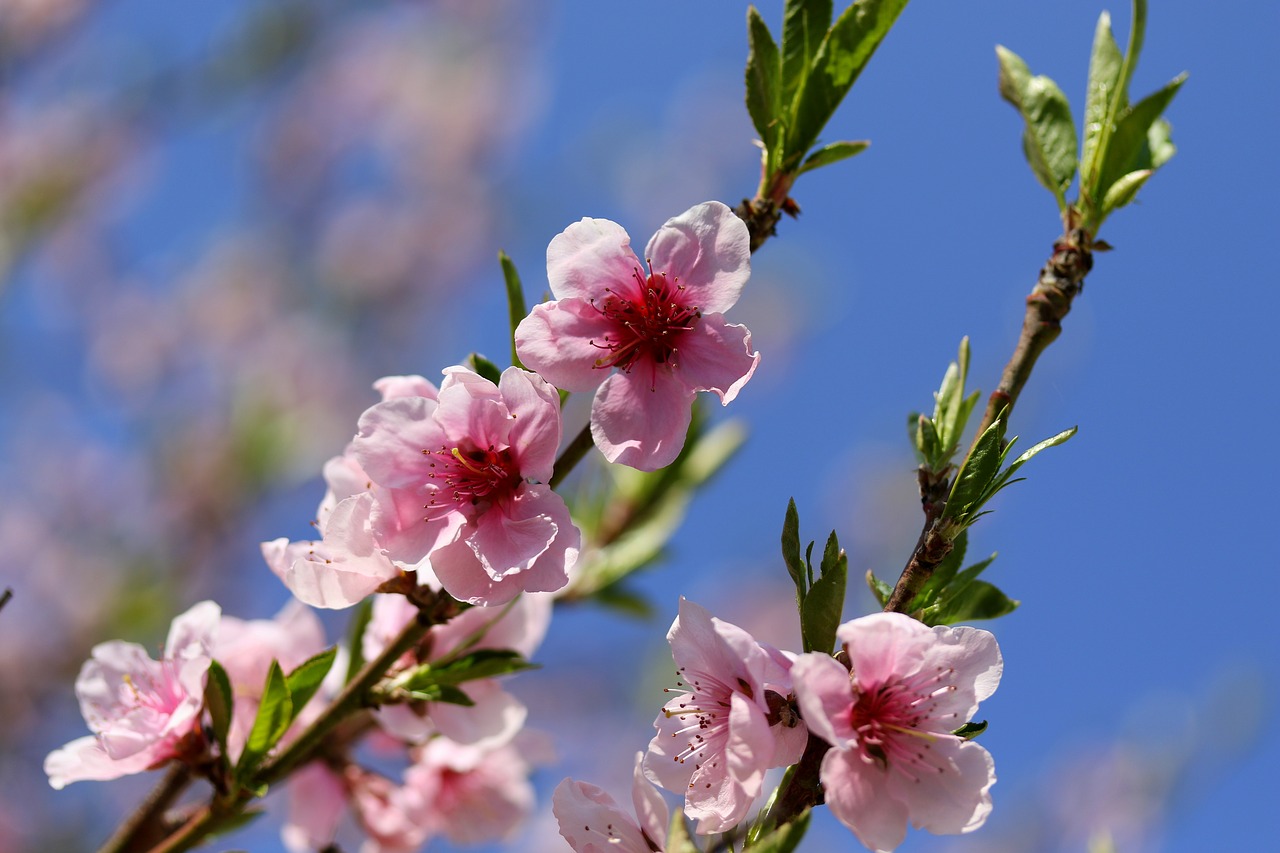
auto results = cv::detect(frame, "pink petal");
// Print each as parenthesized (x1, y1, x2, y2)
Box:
(921, 624, 1004, 718)
(281, 763, 349, 853)
(467, 500, 557, 580)
(547, 215, 644, 302)
(674, 314, 760, 404)
(553, 778, 652, 853)
(630, 751, 669, 850)
(514, 299, 614, 393)
(590, 368, 696, 471)
(821, 746, 910, 853)
(434, 370, 513, 451)
(430, 539, 521, 606)
(887, 738, 996, 836)
(429, 681, 527, 750)
(354, 396, 445, 489)
(499, 367, 562, 482)
(644, 201, 750, 316)
(791, 653, 857, 749)
(374, 374, 439, 401)
(838, 612, 931, 690)
(44, 736, 157, 789)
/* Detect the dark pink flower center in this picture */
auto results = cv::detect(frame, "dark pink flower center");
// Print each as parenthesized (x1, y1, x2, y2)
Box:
(589, 267, 700, 373)
(421, 443, 521, 517)
(849, 665, 960, 781)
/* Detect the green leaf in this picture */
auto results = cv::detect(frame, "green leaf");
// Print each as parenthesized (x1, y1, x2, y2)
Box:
(944, 419, 1005, 525)
(1006, 425, 1077, 475)
(796, 139, 869, 175)
(911, 529, 968, 610)
(802, 534, 847, 654)
(954, 720, 988, 740)
(750, 808, 811, 853)
(1081, 11, 1125, 200)
(995, 46, 1078, 208)
(781, 0, 833, 108)
(925, 580, 1019, 625)
(781, 498, 807, 601)
(746, 6, 784, 155)
(788, 0, 909, 167)
(1147, 117, 1176, 169)
(907, 411, 926, 463)
(866, 569, 893, 607)
(203, 659, 234, 759)
(399, 650, 537, 695)
(1101, 169, 1152, 212)
(917, 412, 941, 467)
(666, 808, 699, 853)
(1095, 73, 1186, 208)
(465, 352, 503, 385)
(408, 683, 476, 706)
(283, 647, 337, 723)
(499, 251, 527, 369)
(343, 598, 374, 685)
(236, 660, 292, 781)
(591, 583, 654, 619)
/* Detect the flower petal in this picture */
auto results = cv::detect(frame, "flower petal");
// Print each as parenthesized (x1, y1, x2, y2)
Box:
(499, 367, 562, 482)
(373, 374, 439, 401)
(590, 368, 695, 471)
(889, 738, 996, 837)
(644, 201, 750, 316)
(821, 746, 910, 853)
(514, 299, 613, 393)
(553, 778, 651, 853)
(674, 314, 759, 404)
(547, 215, 644, 302)
(44, 736, 157, 789)
(838, 612, 931, 690)
(354, 396, 445, 489)
(791, 652, 857, 749)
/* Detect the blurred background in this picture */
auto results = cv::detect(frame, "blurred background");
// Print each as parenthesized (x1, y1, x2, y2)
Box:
(0, 0, 1275, 850)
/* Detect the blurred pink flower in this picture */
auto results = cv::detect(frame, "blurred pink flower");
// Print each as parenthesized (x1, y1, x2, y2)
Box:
(351, 366, 579, 605)
(44, 600, 219, 789)
(214, 600, 328, 762)
(643, 598, 806, 834)
(516, 201, 758, 471)
(554, 751, 669, 853)
(791, 612, 1002, 852)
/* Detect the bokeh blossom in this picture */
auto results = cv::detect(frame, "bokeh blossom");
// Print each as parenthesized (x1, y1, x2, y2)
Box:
(792, 612, 1002, 852)
(44, 600, 219, 789)
(554, 751, 669, 853)
(516, 201, 759, 471)
(643, 598, 806, 834)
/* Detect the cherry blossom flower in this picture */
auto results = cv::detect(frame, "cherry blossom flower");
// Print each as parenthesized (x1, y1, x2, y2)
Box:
(515, 201, 759, 471)
(214, 600, 328, 762)
(791, 612, 1002, 852)
(554, 752, 669, 853)
(351, 365, 579, 605)
(643, 598, 806, 834)
(44, 601, 219, 789)
(362, 591, 551, 749)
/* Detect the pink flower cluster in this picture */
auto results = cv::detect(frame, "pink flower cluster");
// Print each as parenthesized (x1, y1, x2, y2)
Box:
(556, 605, 1002, 853)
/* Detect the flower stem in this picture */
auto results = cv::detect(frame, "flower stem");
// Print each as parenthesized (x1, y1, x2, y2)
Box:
(884, 226, 1095, 613)
(96, 764, 192, 853)
(753, 733, 828, 835)
(549, 422, 594, 489)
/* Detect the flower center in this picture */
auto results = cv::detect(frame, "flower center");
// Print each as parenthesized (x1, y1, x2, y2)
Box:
(421, 443, 521, 517)
(660, 664, 734, 777)
(848, 666, 960, 780)
(588, 266, 700, 373)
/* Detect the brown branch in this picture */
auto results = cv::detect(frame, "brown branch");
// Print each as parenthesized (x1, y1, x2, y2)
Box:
(96, 764, 192, 853)
(884, 226, 1095, 614)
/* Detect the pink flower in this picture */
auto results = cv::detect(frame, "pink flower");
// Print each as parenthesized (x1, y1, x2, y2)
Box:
(554, 752, 669, 853)
(362, 592, 551, 749)
(214, 600, 328, 762)
(791, 612, 1003, 852)
(44, 601, 220, 789)
(643, 598, 807, 834)
(515, 201, 758, 471)
(351, 366, 580, 605)
(262, 376, 438, 610)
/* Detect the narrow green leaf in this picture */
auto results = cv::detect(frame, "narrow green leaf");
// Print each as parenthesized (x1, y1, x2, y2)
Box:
(750, 808, 811, 853)
(666, 809, 699, 853)
(1081, 11, 1125, 199)
(925, 580, 1019, 624)
(788, 0, 909, 167)
(781, 0, 833, 108)
(283, 647, 337, 723)
(802, 544, 847, 654)
(866, 569, 893, 607)
(1096, 73, 1186, 207)
(465, 352, 503, 385)
(408, 683, 476, 706)
(819, 530, 840, 577)
(781, 498, 807, 601)
(996, 46, 1078, 207)
(203, 659, 234, 759)
(237, 660, 292, 781)
(1147, 117, 1176, 169)
(747, 6, 784, 156)
(954, 720, 988, 740)
(918, 414, 942, 468)
(400, 650, 536, 693)
(1007, 425, 1076, 475)
(908, 411, 926, 463)
(1101, 169, 1152, 212)
(499, 251, 527, 369)
(591, 583, 654, 619)
(944, 419, 1005, 524)
(795, 139, 869, 175)
(343, 598, 373, 685)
